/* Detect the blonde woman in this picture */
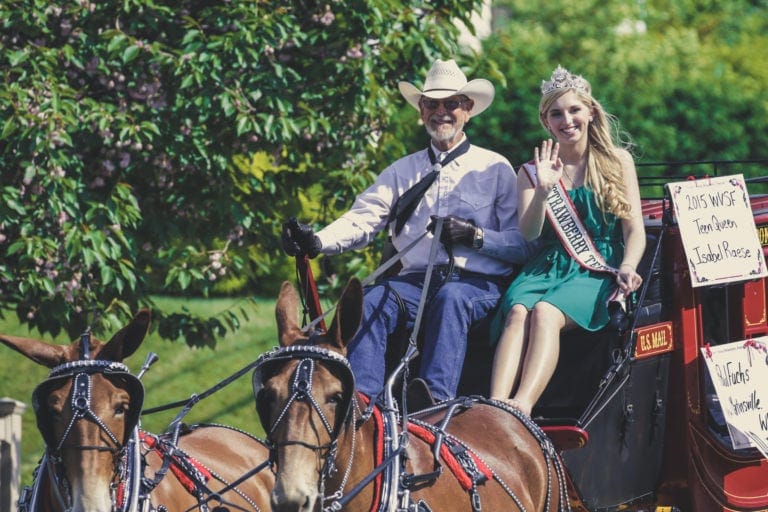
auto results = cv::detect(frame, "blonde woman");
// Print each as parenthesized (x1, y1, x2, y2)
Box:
(489, 66, 646, 416)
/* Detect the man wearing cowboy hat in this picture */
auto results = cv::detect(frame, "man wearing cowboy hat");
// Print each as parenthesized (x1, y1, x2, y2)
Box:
(282, 59, 534, 403)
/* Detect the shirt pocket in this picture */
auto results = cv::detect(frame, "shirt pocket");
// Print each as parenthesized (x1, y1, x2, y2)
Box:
(457, 171, 496, 216)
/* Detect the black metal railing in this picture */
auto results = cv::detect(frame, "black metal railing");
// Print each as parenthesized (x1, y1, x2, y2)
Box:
(636, 159, 768, 199)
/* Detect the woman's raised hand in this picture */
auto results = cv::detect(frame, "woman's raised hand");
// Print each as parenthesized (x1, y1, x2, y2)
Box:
(534, 139, 563, 195)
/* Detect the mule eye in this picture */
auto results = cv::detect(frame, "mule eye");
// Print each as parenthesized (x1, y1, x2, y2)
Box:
(328, 393, 343, 406)
(47, 397, 63, 419)
(256, 388, 276, 414)
(115, 403, 128, 417)
(258, 388, 275, 406)
(256, 388, 276, 427)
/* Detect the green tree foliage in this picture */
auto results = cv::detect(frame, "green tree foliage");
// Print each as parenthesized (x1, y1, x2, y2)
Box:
(3, 0, 765, 345)
(0, 0, 482, 345)
(476, 0, 768, 172)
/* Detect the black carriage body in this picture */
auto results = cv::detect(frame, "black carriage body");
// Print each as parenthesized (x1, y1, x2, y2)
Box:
(458, 162, 768, 511)
(531, 223, 671, 511)
(543, 165, 768, 512)
(458, 228, 672, 511)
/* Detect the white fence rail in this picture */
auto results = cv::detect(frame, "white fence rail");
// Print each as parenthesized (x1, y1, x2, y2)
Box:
(0, 398, 26, 512)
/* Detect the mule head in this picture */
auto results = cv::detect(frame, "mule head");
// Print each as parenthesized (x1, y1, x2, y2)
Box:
(253, 278, 362, 512)
(1, 309, 150, 512)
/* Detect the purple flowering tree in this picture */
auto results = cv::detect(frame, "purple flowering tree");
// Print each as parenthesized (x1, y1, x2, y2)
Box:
(0, 0, 480, 345)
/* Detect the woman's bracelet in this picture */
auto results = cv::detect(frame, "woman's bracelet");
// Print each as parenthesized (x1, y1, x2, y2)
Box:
(619, 263, 636, 271)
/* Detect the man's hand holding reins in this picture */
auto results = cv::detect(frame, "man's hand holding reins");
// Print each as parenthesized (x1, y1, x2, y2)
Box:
(428, 215, 478, 248)
(282, 218, 322, 258)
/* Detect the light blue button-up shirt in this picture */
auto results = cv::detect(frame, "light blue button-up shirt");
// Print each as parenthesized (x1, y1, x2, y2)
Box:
(316, 140, 535, 277)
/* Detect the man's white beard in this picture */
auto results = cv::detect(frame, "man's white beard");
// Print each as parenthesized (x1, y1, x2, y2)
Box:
(426, 124, 459, 143)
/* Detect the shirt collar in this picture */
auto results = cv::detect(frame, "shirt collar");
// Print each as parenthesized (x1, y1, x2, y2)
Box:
(430, 134, 468, 160)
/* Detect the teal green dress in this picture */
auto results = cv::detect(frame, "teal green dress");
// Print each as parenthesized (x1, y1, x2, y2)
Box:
(490, 186, 624, 343)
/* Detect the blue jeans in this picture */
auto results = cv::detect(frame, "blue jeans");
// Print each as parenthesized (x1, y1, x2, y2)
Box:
(346, 269, 504, 401)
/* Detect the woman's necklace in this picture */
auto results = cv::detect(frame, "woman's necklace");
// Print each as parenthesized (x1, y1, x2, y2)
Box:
(562, 166, 576, 185)
(562, 164, 582, 186)
(561, 156, 585, 187)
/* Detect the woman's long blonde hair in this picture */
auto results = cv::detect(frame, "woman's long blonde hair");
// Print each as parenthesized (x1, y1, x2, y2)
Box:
(539, 84, 635, 219)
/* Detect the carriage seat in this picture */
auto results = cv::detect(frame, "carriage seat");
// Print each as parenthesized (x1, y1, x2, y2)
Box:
(531, 232, 668, 423)
(458, 232, 665, 400)
(389, 230, 666, 425)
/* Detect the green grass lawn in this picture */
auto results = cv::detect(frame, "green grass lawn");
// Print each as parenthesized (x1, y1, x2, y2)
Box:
(0, 295, 281, 489)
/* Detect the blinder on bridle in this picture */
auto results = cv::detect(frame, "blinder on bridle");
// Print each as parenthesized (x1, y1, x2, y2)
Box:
(32, 333, 145, 452)
(252, 344, 356, 441)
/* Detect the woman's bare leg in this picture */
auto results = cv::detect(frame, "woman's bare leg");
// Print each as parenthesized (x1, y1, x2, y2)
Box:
(490, 304, 530, 404)
(512, 301, 566, 416)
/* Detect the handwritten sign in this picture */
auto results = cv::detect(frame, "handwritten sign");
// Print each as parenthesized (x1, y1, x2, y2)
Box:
(700, 338, 768, 457)
(667, 174, 767, 287)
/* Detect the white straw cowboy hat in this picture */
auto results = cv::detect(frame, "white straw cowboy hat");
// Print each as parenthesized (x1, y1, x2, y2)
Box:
(398, 59, 495, 117)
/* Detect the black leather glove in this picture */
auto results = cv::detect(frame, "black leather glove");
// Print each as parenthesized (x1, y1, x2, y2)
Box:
(281, 218, 322, 258)
(428, 215, 477, 248)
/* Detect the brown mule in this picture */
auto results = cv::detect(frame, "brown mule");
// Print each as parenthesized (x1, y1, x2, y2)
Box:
(253, 278, 570, 512)
(2, 310, 273, 512)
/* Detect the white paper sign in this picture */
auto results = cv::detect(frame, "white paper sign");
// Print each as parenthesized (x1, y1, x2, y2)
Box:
(667, 174, 767, 287)
(700, 338, 768, 458)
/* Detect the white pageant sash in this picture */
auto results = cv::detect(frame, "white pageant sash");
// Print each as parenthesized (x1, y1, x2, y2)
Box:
(523, 163, 625, 306)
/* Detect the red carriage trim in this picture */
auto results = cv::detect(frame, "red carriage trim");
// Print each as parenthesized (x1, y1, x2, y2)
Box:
(139, 431, 212, 494)
(405, 422, 493, 491)
(358, 393, 385, 512)
(540, 425, 590, 451)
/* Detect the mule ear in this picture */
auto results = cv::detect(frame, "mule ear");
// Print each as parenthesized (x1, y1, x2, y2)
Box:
(0, 334, 70, 368)
(97, 309, 151, 362)
(276, 281, 304, 347)
(327, 278, 363, 353)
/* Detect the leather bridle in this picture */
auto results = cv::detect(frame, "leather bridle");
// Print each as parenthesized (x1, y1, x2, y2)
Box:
(27, 332, 145, 512)
(252, 344, 358, 504)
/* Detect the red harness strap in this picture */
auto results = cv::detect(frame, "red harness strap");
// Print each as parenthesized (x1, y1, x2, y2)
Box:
(357, 396, 492, 507)
(139, 431, 212, 494)
(406, 423, 492, 491)
(115, 481, 125, 508)
(358, 393, 385, 512)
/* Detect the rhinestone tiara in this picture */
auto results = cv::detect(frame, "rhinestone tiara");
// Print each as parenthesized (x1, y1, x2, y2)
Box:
(540, 65, 590, 95)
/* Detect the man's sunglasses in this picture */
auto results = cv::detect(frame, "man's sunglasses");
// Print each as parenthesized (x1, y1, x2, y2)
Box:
(420, 98, 466, 111)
